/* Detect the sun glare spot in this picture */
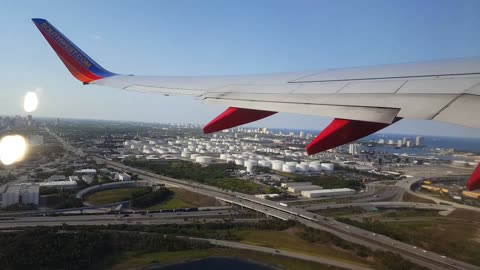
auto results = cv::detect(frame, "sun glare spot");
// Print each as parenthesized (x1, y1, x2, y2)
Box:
(24, 91, 39, 113)
(0, 135, 28, 165)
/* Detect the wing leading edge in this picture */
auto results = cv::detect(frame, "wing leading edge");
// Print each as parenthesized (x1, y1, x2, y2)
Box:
(32, 18, 480, 190)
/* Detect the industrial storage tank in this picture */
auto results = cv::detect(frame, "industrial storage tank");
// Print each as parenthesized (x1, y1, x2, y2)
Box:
(296, 163, 310, 172)
(196, 156, 212, 165)
(321, 163, 335, 171)
(282, 164, 296, 173)
(309, 162, 322, 171)
(220, 153, 228, 160)
(244, 159, 258, 173)
(181, 151, 191, 158)
(258, 160, 272, 168)
(271, 160, 284, 171)
(190, 154, 200, 160)
(235, 159, 245, 166)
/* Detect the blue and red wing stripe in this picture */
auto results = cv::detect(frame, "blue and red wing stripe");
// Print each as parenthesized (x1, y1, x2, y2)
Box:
(32, 18, 115, 83)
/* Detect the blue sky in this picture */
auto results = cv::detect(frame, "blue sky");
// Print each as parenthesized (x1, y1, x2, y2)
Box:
(1, 0, 480, 136)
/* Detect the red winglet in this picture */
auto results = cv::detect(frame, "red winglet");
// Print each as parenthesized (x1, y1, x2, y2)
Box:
(306, 118, 401, 155)
(467, 163, 480, 191)
(203, 107, 276, 134)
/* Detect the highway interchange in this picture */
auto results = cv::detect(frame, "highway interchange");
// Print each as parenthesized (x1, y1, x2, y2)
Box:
(38, 127, 480, 270)
(98, 158, 480, 270)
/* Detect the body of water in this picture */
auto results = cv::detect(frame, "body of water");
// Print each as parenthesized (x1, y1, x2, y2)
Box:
(268, 128, 480, 154)
(151, 257, 275, 270)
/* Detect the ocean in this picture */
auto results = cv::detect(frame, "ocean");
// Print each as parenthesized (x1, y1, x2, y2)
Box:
(268, 128, 480, 154)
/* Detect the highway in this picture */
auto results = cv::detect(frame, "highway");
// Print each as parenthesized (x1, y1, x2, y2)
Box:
(99, 158, 480, 270)
(181, 236, 374, 270)
(0, 210, 250, 228)
(302, 201, 455, 211)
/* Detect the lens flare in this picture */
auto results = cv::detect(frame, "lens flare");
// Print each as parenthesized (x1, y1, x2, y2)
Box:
(0, 135, 28, 165)
(24, 92, 38, 113)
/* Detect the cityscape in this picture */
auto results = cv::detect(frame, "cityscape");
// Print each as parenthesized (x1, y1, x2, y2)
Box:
(2, 1, 480, 270)
(0, 112, 478, 269)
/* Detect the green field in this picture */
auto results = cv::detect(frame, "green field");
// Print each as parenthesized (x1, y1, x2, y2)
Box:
(339, 212, 480, 266)
(148, 187, 219, 210)
(235, 229, 370, 268)
(205, 178, 276, 194)
(313, 207, 366, 217)
(402, 192, 435, 203)
(110, 248, 343, 270)
(85, 188, 144, 205)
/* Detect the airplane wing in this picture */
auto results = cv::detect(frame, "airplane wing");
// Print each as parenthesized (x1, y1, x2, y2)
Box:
(31, 18, 480, 190)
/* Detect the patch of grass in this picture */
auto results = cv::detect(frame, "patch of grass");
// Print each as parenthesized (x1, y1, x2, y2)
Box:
(381, 209, 440, 218)
(314, 207, 366, 217)
(110, 248, 343, 270)
(235, 228, 370, 267)
(148, 198, 192, 210)
(339, 218, 480, 266)
(402, 192, 434, 204)
(448, 209, 480, 222)
(86, 188, 144, 205)
(205, 178, 275, 194)
(148, 188, 219, 210)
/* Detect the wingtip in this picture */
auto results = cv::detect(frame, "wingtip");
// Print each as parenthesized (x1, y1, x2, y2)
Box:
(31, 18, 116, 83)
(31, 18, 46, 24)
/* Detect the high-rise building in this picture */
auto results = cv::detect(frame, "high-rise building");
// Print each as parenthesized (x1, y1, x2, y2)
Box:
(406, 140, 412, 147)
(416, 136, 424, 147)
(349, 143, 364, 155)
(27, 115, 33, 126)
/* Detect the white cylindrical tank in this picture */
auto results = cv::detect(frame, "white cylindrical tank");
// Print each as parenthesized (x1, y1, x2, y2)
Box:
(190, 154, 200, 160)
(235, 159, 245, 166)
(196, 156, 212, 164)
(181, 151, 191, 158)
(321, 163, 335, 171)
(244, 159, 258, 167)
(220, 153, 228, 160)
(282, 164, 296, 173)
(271, 160, 284, 170)
(296, 163, 309, 172)
(258, 160, 272, 168)
(309, 163, 322, 171)
(244, 160, 258, 173)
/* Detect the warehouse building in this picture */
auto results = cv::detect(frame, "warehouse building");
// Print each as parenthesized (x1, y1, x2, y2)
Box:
(301, 188, 356, 198)
(288, 185, 323, 193)
(39, 180, 78, 189)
